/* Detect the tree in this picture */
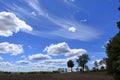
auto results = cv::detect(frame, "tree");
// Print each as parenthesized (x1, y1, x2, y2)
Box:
(100, 66, 105, 71)
(94, 61, 99, 71)
(84, 65, 89, 71)
(106, 3, 120, 80)
(106, 32, 120, 80)
(99, 58, 106, 66)
(67, 60, 74, 72)
(76, 54, 90, 71)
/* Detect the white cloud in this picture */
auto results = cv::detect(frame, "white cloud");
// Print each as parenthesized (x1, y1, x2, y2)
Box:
(28, 53, 51, 60)
(67, 56, 78, 60)
(0, 12, 33, 37)
(68, 27, 76, 32)
(21, 55, 26, 58)
(0, 56, 3, 60)
(80, 19, 87, 22)
(31, 12, 37, 16)
(0, 62, 14, 66)
(25, 0, 46, 16)
(65, 49, 86, 56)
(92, 59, 102, 64)
(31, 62, 59, 71)
(17, 60, 31, 65)
(44, 42, 70, 56)
(92, 59, 106, 68)
(0, 42, 24, 55)
(64, 0, 75, 2)
(45, 59, 67, 64)
(44, 42, 87, 57)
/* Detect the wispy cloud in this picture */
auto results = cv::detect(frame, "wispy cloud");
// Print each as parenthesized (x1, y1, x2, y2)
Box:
(24, 0, 102, 41)
(2, 0, 102, 41)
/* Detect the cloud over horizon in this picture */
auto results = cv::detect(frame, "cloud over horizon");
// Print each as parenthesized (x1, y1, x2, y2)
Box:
(0, 42, 24, 55)
(28, 53, 51, 60)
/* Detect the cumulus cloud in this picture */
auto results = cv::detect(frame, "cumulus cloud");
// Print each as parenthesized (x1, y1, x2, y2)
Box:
(44, 42, 70, 56)
(44, 42, 87, 57)
(0, 12, 33, 37)
(29, 53, 51, 60)
(17, 60, 31, 65)
(65, 49, 87, 56)
(68, 27, 76, 32)
(0, 42, 24, 55)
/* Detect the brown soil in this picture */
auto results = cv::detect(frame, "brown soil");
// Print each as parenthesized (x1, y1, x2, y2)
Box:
(0, 72, 113, 80)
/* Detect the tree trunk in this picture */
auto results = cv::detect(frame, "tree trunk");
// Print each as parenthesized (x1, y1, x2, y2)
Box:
(71, 67, 72, 72)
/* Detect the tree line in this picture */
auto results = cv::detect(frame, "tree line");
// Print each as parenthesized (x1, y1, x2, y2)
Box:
(67, 54, 106, 72)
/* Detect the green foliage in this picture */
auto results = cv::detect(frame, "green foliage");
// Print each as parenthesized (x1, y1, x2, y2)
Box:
(99, 58, 106, 66)
(67, 60, 74, 72)
(94, 61, 99, 70)
(118, 6, 120, 10)
(76, 54, 90, 71)
(100, 66, 105, 71)
(117, 21, 120, 29)
(106, 3, 120, 80)
(84, 65, 89, 71)
(106, 33, 120, 80)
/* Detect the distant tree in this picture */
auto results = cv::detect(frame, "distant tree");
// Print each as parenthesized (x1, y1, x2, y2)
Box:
(106, 2, 120, 80)
(92, 67, 96, 71)
(94, 61, 99, 71)
(67, 60, 74, 72)
(84, 65, 89, 71)
(99, 58, 106, 66)
(100, 66, 105, 71)
(76, 54, 90, 71)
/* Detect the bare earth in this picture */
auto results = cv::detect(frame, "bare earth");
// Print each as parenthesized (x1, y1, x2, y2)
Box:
(0, 72, 113, 80)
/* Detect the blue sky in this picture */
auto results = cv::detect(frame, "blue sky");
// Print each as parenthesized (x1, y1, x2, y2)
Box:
(0, 0, 119, 72)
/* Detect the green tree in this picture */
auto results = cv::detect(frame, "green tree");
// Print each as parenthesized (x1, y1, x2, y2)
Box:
(100, 66, 105, 71)
(94, 61, 99, 71)
(99, 58, 106, 66)
(84, 65, 89, 71)
(106, 4, 120, 80)
(67, 60, 74, 72)
(106, 33, 120, 80)
(76, 54, 90, 71)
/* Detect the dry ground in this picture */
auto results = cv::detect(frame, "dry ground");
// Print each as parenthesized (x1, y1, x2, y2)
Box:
(0, 72, 113, 80)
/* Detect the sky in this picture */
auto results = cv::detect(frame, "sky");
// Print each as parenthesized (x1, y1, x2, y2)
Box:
(0, 0, 119, 72)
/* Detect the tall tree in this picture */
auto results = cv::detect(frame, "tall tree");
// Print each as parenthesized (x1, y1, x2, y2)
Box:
(76, 54, 90, 71)
(106, 4, 120, 80)
(94, 61, 99, 71)
(67, 60, 74, 72)
(106, 30, 120, 80)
